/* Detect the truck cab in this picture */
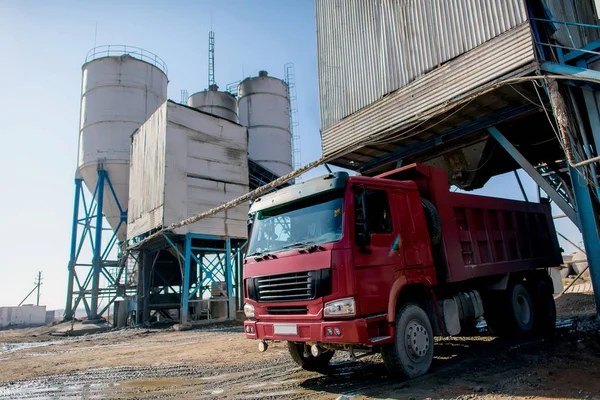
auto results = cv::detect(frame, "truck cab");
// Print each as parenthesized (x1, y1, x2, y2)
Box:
(243, 164, 560, 378)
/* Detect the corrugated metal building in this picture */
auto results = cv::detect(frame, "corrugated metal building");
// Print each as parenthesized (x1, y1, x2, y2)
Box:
(316, 0, 540, 174)
(128, 101, 249, 240)
(317, 0, 528, 132)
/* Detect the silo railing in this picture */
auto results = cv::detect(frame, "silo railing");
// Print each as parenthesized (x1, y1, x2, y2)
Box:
(85, 45, 168, 76)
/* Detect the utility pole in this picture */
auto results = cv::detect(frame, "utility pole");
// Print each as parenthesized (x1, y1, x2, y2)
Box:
(18, 271, 43, 307)
(35, 271, 42, 306)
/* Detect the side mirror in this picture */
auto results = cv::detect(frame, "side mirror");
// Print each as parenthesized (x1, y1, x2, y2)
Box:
(354, 186, 371, 248)
(247, 214, 255, 238)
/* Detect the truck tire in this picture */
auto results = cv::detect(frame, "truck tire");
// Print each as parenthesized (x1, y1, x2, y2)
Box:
(381, 303, 434, 378)
(484, 282, 535, 337)
(422, 199, 442, 246)
(287, 342, 334, 373)
(482, 291, 506, 336)
(530, 276, 556, 334)
(508, 283, 535, 334)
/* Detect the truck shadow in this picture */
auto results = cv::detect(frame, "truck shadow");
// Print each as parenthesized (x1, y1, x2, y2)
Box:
(299, 330, 579, 399)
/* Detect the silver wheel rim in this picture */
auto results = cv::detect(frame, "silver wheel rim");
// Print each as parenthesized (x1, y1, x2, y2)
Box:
(515, 293, 531, 325)
(405, 319, 430, 361)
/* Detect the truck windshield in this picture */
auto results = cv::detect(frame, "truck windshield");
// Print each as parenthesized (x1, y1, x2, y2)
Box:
(247, 190, 344, 256)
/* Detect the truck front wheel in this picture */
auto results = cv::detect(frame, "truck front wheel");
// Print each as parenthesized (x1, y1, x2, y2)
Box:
(381, 303, 434, 378)
(287, 342, 334, 373)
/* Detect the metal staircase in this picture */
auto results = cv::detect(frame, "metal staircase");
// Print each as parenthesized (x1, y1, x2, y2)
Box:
(536, 161, 577, 213)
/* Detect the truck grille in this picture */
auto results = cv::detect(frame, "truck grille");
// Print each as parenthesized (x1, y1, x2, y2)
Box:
(267, 306, 308, 315)
(247, 269, 331, 303)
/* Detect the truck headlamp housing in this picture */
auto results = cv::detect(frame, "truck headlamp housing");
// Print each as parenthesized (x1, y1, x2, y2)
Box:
(323, 297, 356, 317)
(244, 303, 255, 318)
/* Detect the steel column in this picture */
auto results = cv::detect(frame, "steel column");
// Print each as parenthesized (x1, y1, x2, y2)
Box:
(577, 85, 600, 315)
(64, 178, 82, 320)
(225, 237, 233, 319)
(181, 233, 192, 325)
(488, 127, 578, 224)
(569, 165, 600, 315)
(90, 170, 106, 320)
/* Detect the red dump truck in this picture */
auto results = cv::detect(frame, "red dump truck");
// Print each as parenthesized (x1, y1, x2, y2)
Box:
(243, 163, 561, 378)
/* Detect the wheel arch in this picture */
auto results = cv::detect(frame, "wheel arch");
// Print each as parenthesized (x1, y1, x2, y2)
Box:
(388, 279, 441, 335)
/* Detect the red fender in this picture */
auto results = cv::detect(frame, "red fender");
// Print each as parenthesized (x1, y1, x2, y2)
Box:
(387, 269, 439, 329)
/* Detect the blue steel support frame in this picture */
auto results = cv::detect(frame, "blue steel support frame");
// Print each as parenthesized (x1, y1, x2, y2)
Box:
(64, 170, 128, 321)
(530, 15, 600, 314)
(225, 237, 233, 319)
(569, 166, 600, 314)
(165, 233, 243, 325)
(182, 234, 192, 324)
(64, 179, 82, 320)
(90, 170, 106, 319)
(577, 80, 600, 315)
(487, 127, 578, 225)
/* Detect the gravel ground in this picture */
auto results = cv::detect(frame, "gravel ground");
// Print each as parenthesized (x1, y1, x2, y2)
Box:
(0, 292, 598, 400)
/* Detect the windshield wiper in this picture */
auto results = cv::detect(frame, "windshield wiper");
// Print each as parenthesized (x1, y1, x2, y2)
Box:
(279, 241, 316, 250)
(247, 250, 268, 257)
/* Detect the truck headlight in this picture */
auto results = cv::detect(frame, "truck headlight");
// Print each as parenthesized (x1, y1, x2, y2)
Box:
(324, 297, 356, 317)
(244, 303, 255, 318)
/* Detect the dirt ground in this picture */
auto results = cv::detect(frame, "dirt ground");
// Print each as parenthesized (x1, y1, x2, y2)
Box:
(0, 292, 598, 400)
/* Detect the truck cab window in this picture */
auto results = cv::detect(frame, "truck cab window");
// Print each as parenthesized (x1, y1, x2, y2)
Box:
(356, 189, 392, 236)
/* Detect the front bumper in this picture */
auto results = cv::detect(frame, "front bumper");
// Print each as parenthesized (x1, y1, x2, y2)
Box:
(244, 317, 390, 345)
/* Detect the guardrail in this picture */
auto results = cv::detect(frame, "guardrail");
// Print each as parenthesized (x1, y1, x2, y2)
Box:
(85, 45, 168, 75)
(531, 18, 600, 61)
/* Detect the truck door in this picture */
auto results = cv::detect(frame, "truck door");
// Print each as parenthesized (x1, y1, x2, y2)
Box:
(353, 187, 399, 316)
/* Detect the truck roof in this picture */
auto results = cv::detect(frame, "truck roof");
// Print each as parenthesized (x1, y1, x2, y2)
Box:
(249, 171, 349, 214)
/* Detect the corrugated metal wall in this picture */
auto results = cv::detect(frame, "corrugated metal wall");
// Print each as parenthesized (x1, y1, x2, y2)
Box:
(321, 23, 535, 157)
(316, 0, 528, 131)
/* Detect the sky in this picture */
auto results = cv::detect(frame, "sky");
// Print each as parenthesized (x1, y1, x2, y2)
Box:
(0, 1, 582, 310)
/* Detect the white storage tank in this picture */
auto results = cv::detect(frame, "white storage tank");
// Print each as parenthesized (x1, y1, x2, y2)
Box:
(77, 46, 168, 241)
(127, 101, 249, 240)
(238, 71, 292, 177)
(187, 84, 238, 123)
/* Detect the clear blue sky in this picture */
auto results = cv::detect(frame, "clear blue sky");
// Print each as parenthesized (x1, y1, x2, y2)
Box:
(0, 1, 581, 310)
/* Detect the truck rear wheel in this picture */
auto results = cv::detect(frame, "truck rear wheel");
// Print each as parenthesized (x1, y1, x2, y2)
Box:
(509, 283, 535, 334)
(530, 276, 556, 334)
(381, 303, 434, 378)
(287, 342, 334, 373)
(484, 282, 535, 337)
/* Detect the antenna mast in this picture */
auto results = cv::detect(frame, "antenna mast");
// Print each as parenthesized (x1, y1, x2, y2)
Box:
(208, 31, 215, 87)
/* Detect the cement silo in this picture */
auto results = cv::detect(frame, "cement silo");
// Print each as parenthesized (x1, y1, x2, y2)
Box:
(187, 84, 238, 123)
(238, 71, 293, 177)
(77, 46, 168, 241)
